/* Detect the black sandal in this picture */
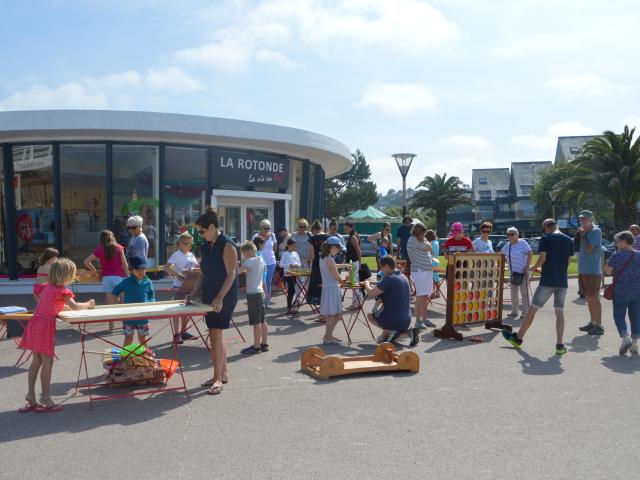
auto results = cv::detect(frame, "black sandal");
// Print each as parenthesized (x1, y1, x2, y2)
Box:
(260, 343, 269, 352)
(241, 345, 261, 355)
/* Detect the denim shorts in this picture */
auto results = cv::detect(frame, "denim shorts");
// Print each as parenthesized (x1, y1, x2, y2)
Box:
(531, 285, 567, 310)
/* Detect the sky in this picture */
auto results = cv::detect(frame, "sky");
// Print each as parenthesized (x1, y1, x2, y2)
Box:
(1, 0, 639, 193)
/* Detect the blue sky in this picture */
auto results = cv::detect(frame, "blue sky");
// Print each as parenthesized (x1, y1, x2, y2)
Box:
(1, 0, 639, 192)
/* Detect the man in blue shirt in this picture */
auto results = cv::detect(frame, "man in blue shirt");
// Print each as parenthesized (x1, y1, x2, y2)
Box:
(576, 210, 604, 335)
(502, 219, 574, 355)
(112, 256, 156, 347)
(363, 256, 413, 345)
(396, 216, 413, 260)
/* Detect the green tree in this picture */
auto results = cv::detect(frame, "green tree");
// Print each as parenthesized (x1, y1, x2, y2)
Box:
(562, 126, 640, 231)
(531, 163, 613, 228)
(411, 173, 473, 236)
(325, 149, 378, 218)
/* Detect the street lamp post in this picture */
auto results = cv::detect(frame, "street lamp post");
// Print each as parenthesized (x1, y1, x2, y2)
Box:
(392, 153, 416, 217)
(548, 189, 559, 219)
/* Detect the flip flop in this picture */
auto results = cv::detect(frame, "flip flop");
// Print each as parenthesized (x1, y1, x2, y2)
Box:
(206, 384, 223, 395)
(201, 377, 228, 387)
(18, 403, 41, 413)
(35, 404, 63, 413)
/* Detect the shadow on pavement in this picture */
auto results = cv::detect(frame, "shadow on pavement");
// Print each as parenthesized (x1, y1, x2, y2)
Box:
(600, 355, 640, 374)
(567, 334, 601, 352)
(515, 349, 564, 375)
(422, 329, 499, 353)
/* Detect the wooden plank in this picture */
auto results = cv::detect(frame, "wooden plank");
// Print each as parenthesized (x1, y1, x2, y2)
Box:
(58, 300, 212, 324)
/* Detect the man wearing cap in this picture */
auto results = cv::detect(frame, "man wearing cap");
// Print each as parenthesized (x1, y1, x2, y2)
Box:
(444, 222, 474, 254)
(576, 210, 604, 335)
(629, 224, 640, 251)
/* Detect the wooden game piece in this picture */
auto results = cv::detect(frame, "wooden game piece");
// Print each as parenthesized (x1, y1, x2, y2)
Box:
(300, 343, 420, 380)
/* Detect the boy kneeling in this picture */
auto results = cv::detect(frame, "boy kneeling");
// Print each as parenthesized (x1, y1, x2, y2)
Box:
(363, 256, 413, 344)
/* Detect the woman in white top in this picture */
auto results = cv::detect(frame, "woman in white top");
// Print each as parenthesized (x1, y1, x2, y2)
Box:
(407, 222, 435, 338)
(252, 219, 278, 305)
(164, 231, 199, 343)
(501, 227, 533, 318)
(280, 238, 302, 313)
(472, 221, 494, 253)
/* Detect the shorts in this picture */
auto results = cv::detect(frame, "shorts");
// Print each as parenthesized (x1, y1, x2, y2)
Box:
(412, 270, 433, 297)
(122, 322, 150, 337)
(578, 274, 601, 297)
(103, 275, 125, 293)
(531, 285, 567, 310)
(247, 292, 266, 325)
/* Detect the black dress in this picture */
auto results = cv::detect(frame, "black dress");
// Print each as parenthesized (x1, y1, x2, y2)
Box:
(200, 233, 239, 329)
(307, 233, 329, 305)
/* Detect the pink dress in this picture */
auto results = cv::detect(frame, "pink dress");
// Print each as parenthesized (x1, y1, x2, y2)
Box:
(20, 284, 74, 357)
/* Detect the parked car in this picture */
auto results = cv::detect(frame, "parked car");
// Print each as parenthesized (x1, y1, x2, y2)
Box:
(496, 237, 540, 254)
(342, 234, 397, 257)
(488, 234, 508, 250)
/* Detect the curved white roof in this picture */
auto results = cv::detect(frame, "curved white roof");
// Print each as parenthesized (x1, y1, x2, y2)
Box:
(0, 110, 352, 177)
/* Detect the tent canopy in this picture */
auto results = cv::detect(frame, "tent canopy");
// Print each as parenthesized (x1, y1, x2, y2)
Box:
(346, 206, 390, 219)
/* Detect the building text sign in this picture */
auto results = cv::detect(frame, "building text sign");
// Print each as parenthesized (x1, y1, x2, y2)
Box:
(213, 151, 289, 188)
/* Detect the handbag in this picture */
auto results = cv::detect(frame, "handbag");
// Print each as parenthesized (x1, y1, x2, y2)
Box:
(604, 252, 635, 300)
(508, 245, 525, 286)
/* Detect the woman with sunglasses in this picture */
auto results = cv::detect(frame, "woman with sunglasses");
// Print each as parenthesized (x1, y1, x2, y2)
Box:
(472, 221, 495, 253)
(125, 215, 149, 262)
(187, 207, 238, 395)
(501, 227, 532, 319)
(252, 219, 278, 306)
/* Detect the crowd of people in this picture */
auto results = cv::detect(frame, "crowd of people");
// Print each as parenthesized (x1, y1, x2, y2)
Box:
(16, 207, 640, 408)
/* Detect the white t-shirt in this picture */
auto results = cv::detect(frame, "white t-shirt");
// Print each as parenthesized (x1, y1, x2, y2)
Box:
(472, 237, 494, 253)
(252, 232, 277, 266)
(501, 240, 532, 274)
(280, 251, 301, 274)
(244, 256, 266, 294)
(167, 250, 199, 288)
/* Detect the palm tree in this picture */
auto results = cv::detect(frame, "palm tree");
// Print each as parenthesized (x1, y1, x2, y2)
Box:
(411, 173, 473, 235)
(564, 126, 640, 231)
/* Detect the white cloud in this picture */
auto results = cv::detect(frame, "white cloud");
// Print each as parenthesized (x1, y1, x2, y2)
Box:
(545, 74, 625, 97)
(358, 82, 437, 115)
(0, 67, 203, 111)
(440, 135, 495, 154)
(178, 0, 458, 72)
(510, 121, 596, 152)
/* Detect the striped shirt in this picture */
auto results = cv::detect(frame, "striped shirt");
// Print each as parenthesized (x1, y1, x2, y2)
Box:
(407, 236, 433, 272)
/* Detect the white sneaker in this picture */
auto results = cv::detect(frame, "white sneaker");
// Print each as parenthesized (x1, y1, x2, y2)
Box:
(508, 311, 518, 317)
(619, 336, 632, 356)
(376, 335, 388, 344)
(414, 320, 426, 331)
(630, 342, 639, 355)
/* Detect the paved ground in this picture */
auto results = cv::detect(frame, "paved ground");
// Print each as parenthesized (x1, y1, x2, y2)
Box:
(1, 278, 638, 480)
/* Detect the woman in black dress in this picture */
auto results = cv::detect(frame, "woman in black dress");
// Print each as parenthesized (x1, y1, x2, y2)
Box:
(307, 219, 329, 307)
(188, 207, 238, 395)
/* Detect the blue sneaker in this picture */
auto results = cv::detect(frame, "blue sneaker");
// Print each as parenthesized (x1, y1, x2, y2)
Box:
(502, 330, 522, 349)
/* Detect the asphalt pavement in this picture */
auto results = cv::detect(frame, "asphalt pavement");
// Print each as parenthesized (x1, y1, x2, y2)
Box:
(0, 278, 638, 480)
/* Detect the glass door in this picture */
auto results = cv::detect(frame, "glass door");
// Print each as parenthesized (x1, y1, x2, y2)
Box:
(246, 206, 270, 241)
(219, 205, 241, 243)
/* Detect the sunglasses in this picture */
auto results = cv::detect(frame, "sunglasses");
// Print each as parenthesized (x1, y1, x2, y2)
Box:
(481, 229, 491, 233)
(298, 225, 306, 229)
(508, 233, 517, 236)
(127, 226, 138, 230)
(262, 226, 271, 230)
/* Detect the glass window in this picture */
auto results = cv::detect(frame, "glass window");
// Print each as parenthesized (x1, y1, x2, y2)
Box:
(478, 190, 492, 200)
(478, 177, 488, 184)
(219, 206, 241, 242)
(307, 164, 316, 220)
(496, 190, 509, 197)
(113, 145, 159, 266)
(164, 147, 207, 258)
(60, 144, 107, 268)
(0, 148, 7, 275)
(12, 145, 55, 274)
(246, 207, 270, 240)
(520, 184, 533, 195)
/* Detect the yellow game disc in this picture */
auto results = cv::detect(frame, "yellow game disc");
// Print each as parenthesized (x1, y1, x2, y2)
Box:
(479, 310, 485, 320)
(455, 292, 460, 302)
(454, 304, 459, 313)
(481, 290, 486, 299)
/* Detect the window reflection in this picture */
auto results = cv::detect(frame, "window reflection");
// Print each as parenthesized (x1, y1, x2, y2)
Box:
(60, 144, 107, 267)
(12, 145, 55, 274)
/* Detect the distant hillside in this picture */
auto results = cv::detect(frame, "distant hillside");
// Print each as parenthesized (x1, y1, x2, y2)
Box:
(375, 188, 415, 210)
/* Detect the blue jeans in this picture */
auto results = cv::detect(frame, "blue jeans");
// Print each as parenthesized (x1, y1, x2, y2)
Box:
(612, 298, 640, 338)
(265, 263, 276, 304)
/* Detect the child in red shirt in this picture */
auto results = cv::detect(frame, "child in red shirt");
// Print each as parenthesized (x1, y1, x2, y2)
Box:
(444, 222, 474, 254)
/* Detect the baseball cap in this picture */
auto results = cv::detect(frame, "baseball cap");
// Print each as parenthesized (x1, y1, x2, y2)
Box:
(129, 256, 148, 270)
(450, 222, 464, 236)
(326, 236, 346, 250)
(578, 210, 594, 219)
